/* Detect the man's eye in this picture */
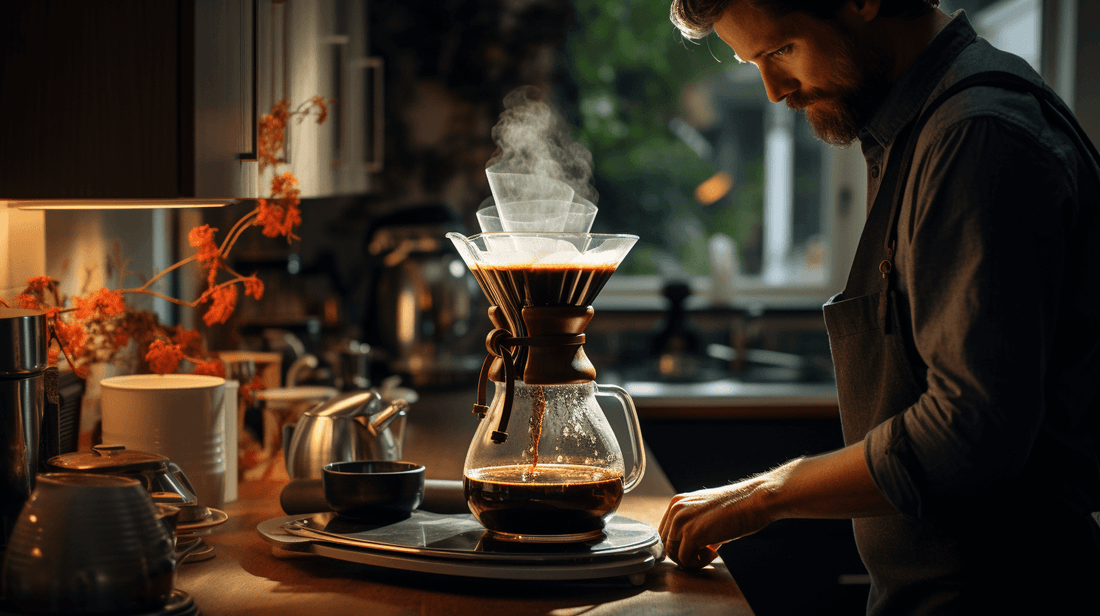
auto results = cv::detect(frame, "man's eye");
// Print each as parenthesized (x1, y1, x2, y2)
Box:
(771, 45, 792, 57)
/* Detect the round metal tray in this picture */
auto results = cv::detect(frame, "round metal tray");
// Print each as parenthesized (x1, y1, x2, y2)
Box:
(257, 512, 663, 583)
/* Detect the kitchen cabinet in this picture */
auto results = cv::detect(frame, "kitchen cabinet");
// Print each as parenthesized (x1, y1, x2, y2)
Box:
(0, 0, 265, 203)
(264, 0, 383, 198)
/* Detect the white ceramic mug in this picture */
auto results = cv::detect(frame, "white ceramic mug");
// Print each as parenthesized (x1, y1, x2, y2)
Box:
(100, 374, 226, 509)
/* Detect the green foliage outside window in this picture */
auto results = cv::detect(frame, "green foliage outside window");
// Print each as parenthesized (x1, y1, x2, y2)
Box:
(566, 0, 763, 276)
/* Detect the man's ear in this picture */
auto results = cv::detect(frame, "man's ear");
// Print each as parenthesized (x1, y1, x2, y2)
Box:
(843, 0, 881, 23)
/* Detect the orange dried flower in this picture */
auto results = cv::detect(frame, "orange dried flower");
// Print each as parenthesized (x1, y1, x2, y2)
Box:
(255, 173, 302, 242)
(146, 340, 184, 375)
(25, 276, 54, 292)
(240, 374, 267, 407)
(310, 95, 330, 124)
(259, 99, 290, 172)
(14, 294, 40, 310)
(73, 288, 126, 321)
(54, 318, 87, 354)
(173, 328, 201, 347)
(172, 328, 206, 358)
(243, 275, 264, 300)
(188, 224, 220, 263)
(192, 359, 226, 378)
(202, 285, 238, 326)
(18, 276, 59, 310)
(4, 96, 324, 379)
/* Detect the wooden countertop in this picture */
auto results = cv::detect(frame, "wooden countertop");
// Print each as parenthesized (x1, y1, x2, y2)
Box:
(174, 386, 754, 615)
(175, 478, 753, 616)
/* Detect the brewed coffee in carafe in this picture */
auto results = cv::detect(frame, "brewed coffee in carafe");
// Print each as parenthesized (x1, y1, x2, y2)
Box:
(448, 231, 645, 542)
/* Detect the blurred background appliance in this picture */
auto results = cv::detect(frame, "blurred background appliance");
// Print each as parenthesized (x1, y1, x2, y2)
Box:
(363, 203, 484, 388)
(0, 307, 48, 551)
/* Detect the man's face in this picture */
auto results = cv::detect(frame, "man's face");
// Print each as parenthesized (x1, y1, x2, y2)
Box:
(713, 2, 893, 146)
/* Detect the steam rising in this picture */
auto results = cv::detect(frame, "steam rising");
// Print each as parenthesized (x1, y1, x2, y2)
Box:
(487, 86, 598, 206)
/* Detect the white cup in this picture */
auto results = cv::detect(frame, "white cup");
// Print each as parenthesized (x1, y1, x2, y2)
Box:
(223, 379, 240, 504)
(100, 374, 227, 509)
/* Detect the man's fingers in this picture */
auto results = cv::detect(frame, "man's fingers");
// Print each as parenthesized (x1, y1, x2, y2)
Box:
(659, 495, 688, 541)
(667, 538, 719, 570)
(658, 493, 686, 537)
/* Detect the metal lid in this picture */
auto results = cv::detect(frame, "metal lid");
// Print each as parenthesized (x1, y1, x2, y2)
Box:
(0, 306, 48, 375)
(48, 444, 171, 473)
(305, 390, 381, 418)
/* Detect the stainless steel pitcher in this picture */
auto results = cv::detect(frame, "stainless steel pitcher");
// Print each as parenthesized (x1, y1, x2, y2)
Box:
(0, 307, 48, 550)
(283, 390, 409, 480)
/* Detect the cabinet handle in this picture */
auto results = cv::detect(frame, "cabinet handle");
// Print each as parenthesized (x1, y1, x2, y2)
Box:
(271, 0, 290, 164)
(362, 56, 384, 173)
(238, 0, 259, 161)
(326, 35, 350, 169)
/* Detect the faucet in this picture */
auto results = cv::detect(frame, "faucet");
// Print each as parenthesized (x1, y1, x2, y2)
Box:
(285, 355, 319, 388)
(651, 281, 702, 378)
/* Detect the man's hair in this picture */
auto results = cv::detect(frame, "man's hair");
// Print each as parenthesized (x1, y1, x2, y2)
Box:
(670, 0, 941, 40)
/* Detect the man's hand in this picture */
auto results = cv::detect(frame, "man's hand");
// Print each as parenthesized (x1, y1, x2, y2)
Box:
(658, 475, 776, 569)
(658, 440, 897, 570)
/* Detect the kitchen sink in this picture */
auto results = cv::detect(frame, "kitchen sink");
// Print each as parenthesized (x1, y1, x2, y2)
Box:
(601, 344, 835, 386)
(596, 344, 837, 408)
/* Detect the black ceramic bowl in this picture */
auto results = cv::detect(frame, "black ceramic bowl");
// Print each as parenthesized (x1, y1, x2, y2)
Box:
(322, 461, 426, 520)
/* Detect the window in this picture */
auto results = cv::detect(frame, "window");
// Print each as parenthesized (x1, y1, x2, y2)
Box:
(567, 0, 1047, 310)
(567, 0, 843, 310)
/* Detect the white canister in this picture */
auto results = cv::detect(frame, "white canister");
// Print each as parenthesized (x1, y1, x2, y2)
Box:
(100, 374, 226, 509)
(222, 379, 239, 504)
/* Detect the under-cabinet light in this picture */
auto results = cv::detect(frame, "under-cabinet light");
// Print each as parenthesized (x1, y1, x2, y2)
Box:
(4, 200, 233, 210)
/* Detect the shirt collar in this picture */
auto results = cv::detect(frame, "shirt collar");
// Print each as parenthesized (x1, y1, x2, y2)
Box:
(858, 10, 977, 150)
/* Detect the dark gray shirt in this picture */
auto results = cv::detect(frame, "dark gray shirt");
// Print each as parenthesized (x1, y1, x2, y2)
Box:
(856, 12, 1100, 520)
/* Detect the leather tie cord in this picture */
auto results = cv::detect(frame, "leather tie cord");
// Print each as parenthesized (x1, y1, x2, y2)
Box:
(472, 327, 585, 443)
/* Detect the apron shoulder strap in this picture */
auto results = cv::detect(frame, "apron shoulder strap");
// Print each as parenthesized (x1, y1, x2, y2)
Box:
(882, 70, 1100, 268)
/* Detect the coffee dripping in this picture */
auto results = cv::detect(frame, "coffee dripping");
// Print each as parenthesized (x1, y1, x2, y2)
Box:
(448, 230, 645, 543)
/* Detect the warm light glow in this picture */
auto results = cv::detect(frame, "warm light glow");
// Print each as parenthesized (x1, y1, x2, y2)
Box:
(5, 200, 233, 210)
(694, 171, 734, 205)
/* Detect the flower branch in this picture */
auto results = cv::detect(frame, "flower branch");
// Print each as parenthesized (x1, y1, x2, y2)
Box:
(4, 96, 331, 378)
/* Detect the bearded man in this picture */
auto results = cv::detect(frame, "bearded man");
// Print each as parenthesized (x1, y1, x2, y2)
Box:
(659, 1, 1100, 614)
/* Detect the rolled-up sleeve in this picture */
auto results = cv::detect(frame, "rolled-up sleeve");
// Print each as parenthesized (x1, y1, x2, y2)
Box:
(864, 115, 1074, 519)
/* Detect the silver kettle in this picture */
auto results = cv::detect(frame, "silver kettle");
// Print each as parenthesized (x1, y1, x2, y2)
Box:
(283, 391, 409, 480)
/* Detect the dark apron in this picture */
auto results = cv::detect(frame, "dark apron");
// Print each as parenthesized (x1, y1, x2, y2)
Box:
(824, 72, 1100, 615)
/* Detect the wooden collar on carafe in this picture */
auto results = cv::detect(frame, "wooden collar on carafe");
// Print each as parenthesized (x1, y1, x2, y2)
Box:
(473, 305, 596, 443)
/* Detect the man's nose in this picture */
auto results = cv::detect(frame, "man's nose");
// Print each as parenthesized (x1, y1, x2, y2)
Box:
(760, 66, 798, 103)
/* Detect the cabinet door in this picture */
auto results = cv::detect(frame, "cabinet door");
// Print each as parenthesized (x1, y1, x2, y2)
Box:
(191, 0, 260, 199)
(0, 0, 261, 202)
(0, 1, 180, 199)
(283, 0, 377, 198)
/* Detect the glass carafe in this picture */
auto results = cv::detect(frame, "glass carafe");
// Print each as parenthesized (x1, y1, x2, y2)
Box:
(463, 380, 645, 542)
(447, 231, 643, 542)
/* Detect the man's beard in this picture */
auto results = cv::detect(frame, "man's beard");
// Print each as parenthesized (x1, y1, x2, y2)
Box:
(786, 26, 894, 147)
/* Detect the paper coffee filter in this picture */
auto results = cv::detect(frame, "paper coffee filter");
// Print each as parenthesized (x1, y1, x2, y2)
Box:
(475, 206, 503, 233)
(487, 171, 573, 205)
(485, 170, 601, 233)
(563, 199, 598, 233)
(479, 235, 576, 262)
(476, 201, 597, 234)
(464, 234, 635, 269)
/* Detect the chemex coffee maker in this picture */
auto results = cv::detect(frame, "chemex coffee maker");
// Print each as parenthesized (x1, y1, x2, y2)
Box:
(448, 170, 645, 543)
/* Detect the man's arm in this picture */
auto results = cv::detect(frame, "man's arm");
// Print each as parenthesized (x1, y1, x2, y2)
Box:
(865, 113, 1076, 518)
(658, 439, 896, 569)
